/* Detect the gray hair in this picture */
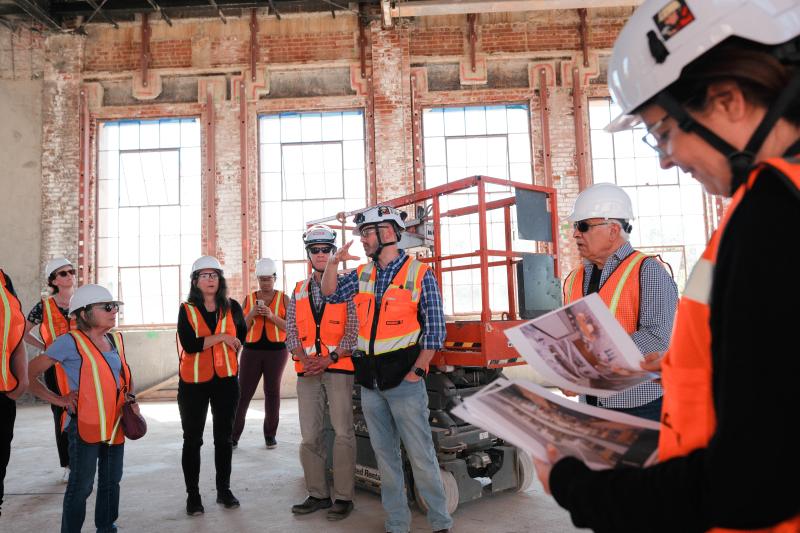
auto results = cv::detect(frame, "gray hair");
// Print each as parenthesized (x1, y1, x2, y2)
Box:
(609, 219, 631, 242)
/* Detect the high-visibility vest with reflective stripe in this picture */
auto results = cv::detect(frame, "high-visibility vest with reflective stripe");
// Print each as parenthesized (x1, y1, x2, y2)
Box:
(243, 291, 287, 343)
(40, 297, 74, 395)
(659, 158, 800, 533)
(293, 278, 353, 374)
(0, 270, 23, 393)
(563, 251, 649, 335)
(179, 303, 239, 383)
(70, 330, 131, 445)
(354, 256, 428, 356)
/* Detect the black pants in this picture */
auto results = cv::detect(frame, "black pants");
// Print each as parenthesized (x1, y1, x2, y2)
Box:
(0, 393, 16, 513)
(44, 366, 69, 468)
(177, 376, 239, 495)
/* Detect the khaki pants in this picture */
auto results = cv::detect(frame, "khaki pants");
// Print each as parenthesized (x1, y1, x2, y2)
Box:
(297, 372, 355, 501)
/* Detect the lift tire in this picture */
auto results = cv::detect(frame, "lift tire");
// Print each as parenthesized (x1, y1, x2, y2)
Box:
(415, 469, 459, 515)
(516, 449, 535, 492)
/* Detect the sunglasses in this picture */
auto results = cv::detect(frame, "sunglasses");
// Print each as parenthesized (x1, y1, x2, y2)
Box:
(197, 272, 219, 280)
(56, 269, 76, 278)
(308, 246, 333, 255)
(573, 220, 613, 233)
(93, 302, 120, 312)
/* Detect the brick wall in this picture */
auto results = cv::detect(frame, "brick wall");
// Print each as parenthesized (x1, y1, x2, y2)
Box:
(35, 8, 635, 311)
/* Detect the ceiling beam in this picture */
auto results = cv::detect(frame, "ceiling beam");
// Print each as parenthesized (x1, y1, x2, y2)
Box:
(11, 0, 62, 30)
(387, 0, 643, 18)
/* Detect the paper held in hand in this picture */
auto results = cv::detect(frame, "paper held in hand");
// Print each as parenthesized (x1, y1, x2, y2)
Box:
(451, 378, 660, 470)
(504, 293, 656, 397)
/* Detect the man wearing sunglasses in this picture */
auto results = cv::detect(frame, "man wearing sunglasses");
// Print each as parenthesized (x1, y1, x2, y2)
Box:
(286, 224, 358, 521)
(321, 205, 453, 533)
(562, 183, 678, 421)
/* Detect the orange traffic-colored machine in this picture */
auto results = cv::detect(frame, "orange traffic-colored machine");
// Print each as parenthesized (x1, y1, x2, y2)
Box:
(314, 175, 562, 512)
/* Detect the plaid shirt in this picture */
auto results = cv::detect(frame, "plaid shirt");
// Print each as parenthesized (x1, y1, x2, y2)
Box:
(578, 242, 678, 409)
(325, 250, 447, 351)
(285, 273, 358, 354)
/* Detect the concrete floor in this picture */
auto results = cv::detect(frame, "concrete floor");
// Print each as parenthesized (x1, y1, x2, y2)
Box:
(5, 400, 584, 532)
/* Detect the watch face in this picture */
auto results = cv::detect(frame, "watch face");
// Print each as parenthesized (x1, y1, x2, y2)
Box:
(414, 367, 426, 377)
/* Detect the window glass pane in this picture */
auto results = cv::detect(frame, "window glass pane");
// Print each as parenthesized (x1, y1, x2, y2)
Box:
(258, 110, 367, 293)
(97, 118, 201, 325)
(422, 103, 532, 314)
(588, 97, 709, 288)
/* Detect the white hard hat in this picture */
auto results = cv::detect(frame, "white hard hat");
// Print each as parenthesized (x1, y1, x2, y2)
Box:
(69, 284, 122, 315)
(606, 0, 800, 132)
(302, 225, 337, 249)
(353, 205, 407, 234)
(567, 183, 634, 222)
(255, 258, 277, 277)
(45, 258, 73, 278)
(191, 256, 223, 275)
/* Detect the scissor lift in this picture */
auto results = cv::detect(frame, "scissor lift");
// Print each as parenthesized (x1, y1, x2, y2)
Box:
(314, 175, 562, 513)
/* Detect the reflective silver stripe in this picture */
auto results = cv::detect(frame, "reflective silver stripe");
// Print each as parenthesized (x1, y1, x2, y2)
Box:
(682, 258, 714, 304)
(404, 260, 424, 302)
(297, 279, 310, 300)
(358, 263, 376, 295)
(372, 330, 421, 354)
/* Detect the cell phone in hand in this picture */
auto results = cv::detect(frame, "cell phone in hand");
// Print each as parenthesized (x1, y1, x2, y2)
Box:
(256, 299, 265, 307)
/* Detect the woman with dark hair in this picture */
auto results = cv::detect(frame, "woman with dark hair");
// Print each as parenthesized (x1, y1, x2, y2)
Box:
(232, 257, 289, 450)
(533, 1, 800, 532)
(24, 257, 76, 481)
(28, 284, 135, 533)
(177, 256, 246, 516)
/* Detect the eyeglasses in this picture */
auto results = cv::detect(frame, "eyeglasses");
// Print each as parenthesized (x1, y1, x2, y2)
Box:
(56, 269, 76, 278)
(641, 114, 671, 156)
(573, 220, 613, 233)
(307, 246, 333, 255)
(197, 272, 219, 280)
(93, 302, 120, 312)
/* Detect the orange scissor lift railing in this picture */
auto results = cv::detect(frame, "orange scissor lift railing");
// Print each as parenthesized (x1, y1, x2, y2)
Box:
(309, 175, 561, 370)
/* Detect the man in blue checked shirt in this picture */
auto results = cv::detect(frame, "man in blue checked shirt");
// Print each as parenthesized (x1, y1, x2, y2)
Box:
(562, 183, 678, 421)
(321, 205, 452, 533)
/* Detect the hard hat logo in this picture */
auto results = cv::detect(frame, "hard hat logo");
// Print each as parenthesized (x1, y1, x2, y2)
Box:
(354, 205, 407, 233)
(653, 0, 695, 41)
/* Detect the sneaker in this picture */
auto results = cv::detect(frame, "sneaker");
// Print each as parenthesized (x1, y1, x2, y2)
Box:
(216, 489, 240, 509)
(61, 466, 70, 484)
(291, 496, 332, 515)
(326, 499, 354, 521)
(186, 493, 204, 516)
(265, 437, 277, 449)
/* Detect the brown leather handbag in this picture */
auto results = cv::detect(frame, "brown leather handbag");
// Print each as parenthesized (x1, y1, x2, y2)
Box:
(121, 393, 147, 440)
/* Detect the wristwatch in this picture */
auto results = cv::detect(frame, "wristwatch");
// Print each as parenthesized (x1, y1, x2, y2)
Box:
(413, 366, 427, 378)
(329, 351, 339, 363)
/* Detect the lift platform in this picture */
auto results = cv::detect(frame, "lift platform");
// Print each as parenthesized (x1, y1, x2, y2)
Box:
(315, 175, 562, 513)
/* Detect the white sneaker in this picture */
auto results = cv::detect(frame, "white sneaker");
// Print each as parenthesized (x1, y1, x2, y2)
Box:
(61, 466, 70, 483)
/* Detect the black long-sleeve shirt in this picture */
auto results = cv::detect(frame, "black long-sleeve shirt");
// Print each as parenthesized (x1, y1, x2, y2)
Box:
(177, 299, 247, 354)
(550, 167, 800, 532)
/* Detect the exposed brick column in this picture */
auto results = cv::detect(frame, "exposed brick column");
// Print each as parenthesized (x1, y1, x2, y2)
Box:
(370, 21, 414, 202)
(40, 34, 84, 270)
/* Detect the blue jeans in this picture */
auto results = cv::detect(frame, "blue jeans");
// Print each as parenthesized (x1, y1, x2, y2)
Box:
(62, 420, 124, 533)
(361, 379, 453, 533)
(614, 396, 663, 422)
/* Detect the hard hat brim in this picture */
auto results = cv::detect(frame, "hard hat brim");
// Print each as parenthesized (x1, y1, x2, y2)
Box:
(605, 112, 641, 133)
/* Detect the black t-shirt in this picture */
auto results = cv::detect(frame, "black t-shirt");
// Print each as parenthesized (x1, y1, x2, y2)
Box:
(177, 299, 247, 354)
(549, 166, 800, 532)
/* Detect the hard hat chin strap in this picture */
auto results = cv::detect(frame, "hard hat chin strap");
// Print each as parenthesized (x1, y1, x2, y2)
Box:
(365, 224, 399, 261)
(656, 68, 800, 193)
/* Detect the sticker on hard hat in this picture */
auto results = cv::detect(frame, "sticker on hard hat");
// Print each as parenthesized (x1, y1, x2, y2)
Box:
(653, 0, 695, 41)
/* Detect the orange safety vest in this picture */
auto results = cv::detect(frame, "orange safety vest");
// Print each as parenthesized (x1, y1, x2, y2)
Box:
(179, 303, 239, 383)
(659, 158, 800, 533)
(354, 256, 429, 355)
(40, 296, 76, 430)
(243, 291, 287, 343)
(292, 278, 353, 375)
(0, 270, 24, 393)
(70, 330, 131, 445)
(563, 250, 650, 335)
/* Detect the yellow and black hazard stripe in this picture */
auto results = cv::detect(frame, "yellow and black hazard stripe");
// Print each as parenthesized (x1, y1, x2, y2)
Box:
(444, 341, 481, 349)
